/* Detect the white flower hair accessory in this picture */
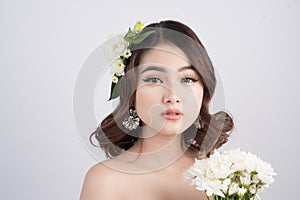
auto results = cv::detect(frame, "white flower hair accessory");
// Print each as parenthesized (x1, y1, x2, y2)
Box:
(106, 21, 155, 100)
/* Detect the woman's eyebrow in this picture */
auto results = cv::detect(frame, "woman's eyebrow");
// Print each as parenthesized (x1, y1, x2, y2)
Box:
(141, 65, 194, 74)
(141, 66, 166, 74)
(178, 65, 194, 72)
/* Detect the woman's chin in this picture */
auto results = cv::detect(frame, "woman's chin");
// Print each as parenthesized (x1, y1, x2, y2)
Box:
(142, 124, 188, 138)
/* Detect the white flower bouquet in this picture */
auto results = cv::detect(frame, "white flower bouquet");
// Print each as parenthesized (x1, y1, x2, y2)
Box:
(183, 149, 276, 200)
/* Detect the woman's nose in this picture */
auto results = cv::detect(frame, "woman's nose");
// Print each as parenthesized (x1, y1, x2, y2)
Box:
(162, 90, 181, 104)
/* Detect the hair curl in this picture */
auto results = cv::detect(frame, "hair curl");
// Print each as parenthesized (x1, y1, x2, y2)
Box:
(90, 20, 234, 158)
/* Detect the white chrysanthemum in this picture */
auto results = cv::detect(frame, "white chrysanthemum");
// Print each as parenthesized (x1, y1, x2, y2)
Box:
(183, 148, 275, 199)
(211, 153, 233, 179)
(237, 187, 247, 197)
(256, 161, 276, 185)
(228, 149, 248, 172)
(228, 182, 239, 195)
(112, 76, 118, 83)
(252, 174, 260, 184)
(221, 178, 231, 193)
(104, 34, 129, 60)
(110, 58, 125, 76)
(239, 171, 251, 186)
(203, 179, 225, 198)
(249, 184, 257, 194)
(122, 49, 132, 58)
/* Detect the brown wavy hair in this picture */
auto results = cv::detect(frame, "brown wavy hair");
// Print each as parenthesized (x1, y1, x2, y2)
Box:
(90, 20, 234, 158)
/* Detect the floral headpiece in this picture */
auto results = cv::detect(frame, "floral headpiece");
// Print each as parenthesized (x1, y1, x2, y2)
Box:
(107, 21, 154, 100)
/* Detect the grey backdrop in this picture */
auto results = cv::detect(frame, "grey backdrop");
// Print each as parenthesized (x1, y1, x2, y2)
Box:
(1, 0, 299, 199)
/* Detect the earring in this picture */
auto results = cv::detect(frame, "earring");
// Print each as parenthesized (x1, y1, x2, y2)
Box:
(194, 115, 204, 130)
(187, 138, 197, 145)
(122, 108, 140, 130)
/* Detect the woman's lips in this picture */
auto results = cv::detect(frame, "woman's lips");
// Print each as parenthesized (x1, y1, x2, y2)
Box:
(161, 109, 183, 120)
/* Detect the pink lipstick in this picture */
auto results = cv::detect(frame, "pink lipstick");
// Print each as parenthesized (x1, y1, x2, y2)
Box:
(161, 109, 183, 120)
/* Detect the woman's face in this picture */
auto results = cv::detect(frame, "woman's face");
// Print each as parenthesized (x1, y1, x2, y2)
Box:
(135, 44, 204, 137)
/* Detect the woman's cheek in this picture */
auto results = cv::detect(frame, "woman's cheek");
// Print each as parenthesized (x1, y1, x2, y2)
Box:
(136, 86, 163, 125)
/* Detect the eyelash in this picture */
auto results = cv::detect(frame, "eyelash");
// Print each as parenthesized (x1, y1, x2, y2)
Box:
(143, 77, 198, 84)
(181, 77, 198, 83)
(143, 77, 163, 84)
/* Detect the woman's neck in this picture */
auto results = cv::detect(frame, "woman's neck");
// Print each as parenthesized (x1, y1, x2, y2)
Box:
(106, 127, 202, 173)
(116, 127, 194, 171)
(133, 134, 184, 155)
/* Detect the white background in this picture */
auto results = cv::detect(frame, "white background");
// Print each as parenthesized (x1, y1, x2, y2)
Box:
(1, 0, 299, 199)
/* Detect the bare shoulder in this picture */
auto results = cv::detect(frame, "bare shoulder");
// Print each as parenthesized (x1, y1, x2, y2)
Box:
(80, 161, 127, 200)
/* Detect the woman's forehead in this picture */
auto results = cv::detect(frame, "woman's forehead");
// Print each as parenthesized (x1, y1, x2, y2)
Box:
(138, 44, 190, 71)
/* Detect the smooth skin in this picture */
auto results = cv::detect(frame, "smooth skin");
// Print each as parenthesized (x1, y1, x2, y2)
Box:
(80, 44, 208, 200)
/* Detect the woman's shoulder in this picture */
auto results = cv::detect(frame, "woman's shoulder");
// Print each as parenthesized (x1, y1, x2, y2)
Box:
(80, 161, 128, 200)
(88, 160, 117, 173)
(83, 159, 130, 184)
(85, 161, 117, 179)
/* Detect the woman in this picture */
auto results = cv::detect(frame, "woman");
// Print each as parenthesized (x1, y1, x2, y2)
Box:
(80, 20, 234, 200)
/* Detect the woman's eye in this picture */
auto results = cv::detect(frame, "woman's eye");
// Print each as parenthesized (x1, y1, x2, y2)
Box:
(143, 77, 163, 84)
(181, 77, 198, 83)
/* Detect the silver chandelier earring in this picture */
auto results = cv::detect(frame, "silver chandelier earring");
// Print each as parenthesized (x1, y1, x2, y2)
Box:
(194, 115, 204, 130)
(122, 108, 140, 130)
